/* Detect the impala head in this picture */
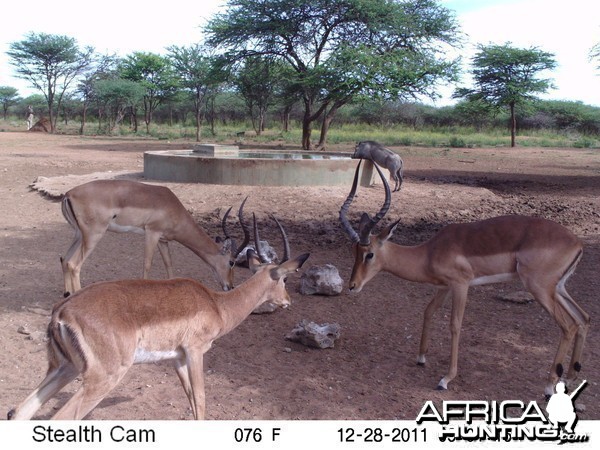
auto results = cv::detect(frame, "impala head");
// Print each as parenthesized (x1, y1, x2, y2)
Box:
(339, 159, 399, 293)
(215, 197, 251, 290)
(248, 213, 310, 308)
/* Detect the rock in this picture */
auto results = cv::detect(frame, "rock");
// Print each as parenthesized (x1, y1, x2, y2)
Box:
(235, 240, 278, 267)
(299, 264, 343, 296)
(285, 320, 341, 349)
(17, 325, 31, 335)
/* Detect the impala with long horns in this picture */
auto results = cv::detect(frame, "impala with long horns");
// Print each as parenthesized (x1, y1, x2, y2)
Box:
(60, 180, 250, 296)
(8, 214, 309, 420)
(339, 160, 588, 397)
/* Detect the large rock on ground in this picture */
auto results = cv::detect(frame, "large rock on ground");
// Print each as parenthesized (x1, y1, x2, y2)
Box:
(299, 264, 343, 296)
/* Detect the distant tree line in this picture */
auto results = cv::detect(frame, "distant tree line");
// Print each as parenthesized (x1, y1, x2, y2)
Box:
(2, 0, 599, 148)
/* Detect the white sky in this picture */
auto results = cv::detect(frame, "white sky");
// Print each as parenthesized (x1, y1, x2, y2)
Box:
(1, 0, 599, 106)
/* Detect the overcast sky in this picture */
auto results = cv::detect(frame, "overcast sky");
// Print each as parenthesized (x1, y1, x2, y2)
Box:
(1, 0, 598, 106)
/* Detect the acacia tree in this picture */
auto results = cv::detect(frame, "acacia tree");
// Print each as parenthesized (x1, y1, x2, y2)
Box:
(120, 52, 179, 134)
(234, 56, 283, 135)
(454, 43, 556, 147)
(0, 86, 20, 120)
(76, 54, 120, 134)
(7, 32, 95, 132)
(94, 79, 145, 134)
(206, 0, 460, 149)
(166, 44, 220, 141)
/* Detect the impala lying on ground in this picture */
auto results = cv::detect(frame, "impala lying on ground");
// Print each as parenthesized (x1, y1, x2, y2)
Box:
(60, 180, 250, 296)
(339, 160, 589, 397)
(8, 215, 309, 420)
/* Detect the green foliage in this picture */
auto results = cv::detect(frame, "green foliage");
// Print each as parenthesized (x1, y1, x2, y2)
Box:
(94, 79, 145, 133)
(454, 42, 557, 147)
(7, 32, 95, 131)
(119, 52, 180, 133)
(205, 0, 461, 149)
(0, 86, 21, 119)
(456, 43, 557, 107)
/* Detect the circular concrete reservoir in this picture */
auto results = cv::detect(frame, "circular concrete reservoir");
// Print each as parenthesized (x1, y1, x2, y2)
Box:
(144, 144, 374, 186)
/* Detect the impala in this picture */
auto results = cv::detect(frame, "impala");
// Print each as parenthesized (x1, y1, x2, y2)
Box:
(8, 215, 309, 420)
(339, 160, 589, 397)
(60, 180, 250, 296)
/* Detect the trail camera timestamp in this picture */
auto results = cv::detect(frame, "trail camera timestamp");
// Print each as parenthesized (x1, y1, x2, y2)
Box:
(338, 426, 426, 444)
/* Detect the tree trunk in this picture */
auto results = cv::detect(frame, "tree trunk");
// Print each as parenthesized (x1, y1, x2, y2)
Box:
(281, 105, 291, 133)
(510, 101, 516, 148)
(195, 109, 202, 142)
(315, 101, 344, 150)
(79, 103, 88, 135)
(301, 113, 312, 150)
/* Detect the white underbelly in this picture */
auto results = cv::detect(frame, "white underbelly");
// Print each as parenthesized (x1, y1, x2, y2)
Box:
(470, 272, 518, 286)
(134, 348, 182, 364)
(108, 223, 145, 235)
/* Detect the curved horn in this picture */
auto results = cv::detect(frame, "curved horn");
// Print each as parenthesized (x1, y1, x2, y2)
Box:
(221, 206, 233, 238)
(253, 213, 269, 263)
(269, 214, 290, 263)
(339, 159, 362, 243)
(358, 162, 391, 245)
(234, 197, 251, 257)
(221, 197, 251, 258)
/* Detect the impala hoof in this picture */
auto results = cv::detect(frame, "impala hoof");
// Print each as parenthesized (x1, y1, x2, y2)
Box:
(417, 362, 425, 367)
(436, 385, 447, 391)
(63, 291, 70, 298)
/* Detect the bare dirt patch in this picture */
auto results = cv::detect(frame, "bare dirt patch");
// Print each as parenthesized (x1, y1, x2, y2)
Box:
(1, 132, 599, 420)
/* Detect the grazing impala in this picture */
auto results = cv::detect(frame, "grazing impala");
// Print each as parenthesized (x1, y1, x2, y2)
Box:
(339, 160, 588, 397)
(60, 180, 250, 296)
(8, 216, 309, 420)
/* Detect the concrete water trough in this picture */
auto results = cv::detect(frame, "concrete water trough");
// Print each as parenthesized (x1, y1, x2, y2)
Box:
(143, 144, 375, 187)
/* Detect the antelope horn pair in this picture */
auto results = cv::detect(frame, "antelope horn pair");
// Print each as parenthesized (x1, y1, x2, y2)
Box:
(253, 214, 291, 263)
(222, 197, 291, 263)
(221, 197, 251, 258)
(339, 159, 392, 245)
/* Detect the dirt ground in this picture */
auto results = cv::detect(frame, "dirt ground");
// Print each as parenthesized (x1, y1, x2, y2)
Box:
(0, 131, 598, 421)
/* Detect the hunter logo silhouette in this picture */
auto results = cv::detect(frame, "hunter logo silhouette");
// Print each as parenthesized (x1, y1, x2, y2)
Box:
(546, 379, 587, 434)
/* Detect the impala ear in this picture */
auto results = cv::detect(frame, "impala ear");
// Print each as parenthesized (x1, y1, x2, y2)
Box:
(270, 253, 310, 280)
(379, 219, 400, 242)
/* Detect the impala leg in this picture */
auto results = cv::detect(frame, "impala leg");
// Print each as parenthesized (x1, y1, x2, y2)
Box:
(61, 231, 82, 296)
(184, 348, 206, 420)
(143, 232, 161, 278)
(157, 239, 174, 278)
(437, 284, 469, 390)
(417, 287, 450, 366)
(51, 368, 129, 420)
(556, 284, 590, 382)
(8, 362, 78, 420)
(63, 231, 106, 295)
(520, 277, 580, 397)
(174, 358, 193, 407)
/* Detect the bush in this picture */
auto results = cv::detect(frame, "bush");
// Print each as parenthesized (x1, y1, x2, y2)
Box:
(449, 136, 467, 148)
